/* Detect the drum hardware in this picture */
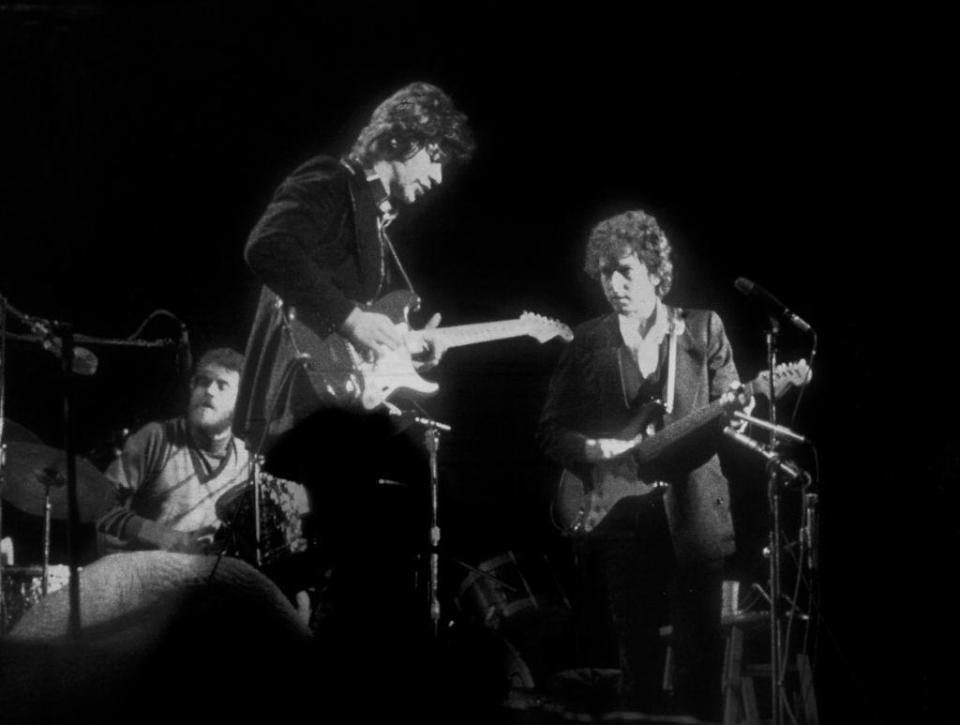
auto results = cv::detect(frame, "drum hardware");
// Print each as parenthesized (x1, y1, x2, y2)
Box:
(454, 550, 575, 693)
(450, 556, 522, 596)
(0, 441, 117, 605)
(454, 551, 572, 631)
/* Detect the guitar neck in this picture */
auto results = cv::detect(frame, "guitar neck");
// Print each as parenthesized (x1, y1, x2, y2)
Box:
(417, 320, 535, 349)
(631, 373, 773, 464)
(632, 398, 726, 463)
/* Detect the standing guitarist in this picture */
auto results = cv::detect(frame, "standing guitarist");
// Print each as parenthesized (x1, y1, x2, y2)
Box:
(231, 84, 474, 703)
(234, 81, 474, 455)
(538, 210, 748, 720)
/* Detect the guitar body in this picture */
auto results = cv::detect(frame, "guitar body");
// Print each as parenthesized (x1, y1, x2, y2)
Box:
(287, 289, 439, 411)
(554, 463, 662, 537)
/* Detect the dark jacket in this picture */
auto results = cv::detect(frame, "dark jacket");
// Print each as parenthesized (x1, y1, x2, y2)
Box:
(234, 156, 386, 452)
(538, 307, 739, 565)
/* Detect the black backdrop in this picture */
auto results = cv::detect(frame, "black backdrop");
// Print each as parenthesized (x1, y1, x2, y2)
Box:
(0, 4, 953, 722)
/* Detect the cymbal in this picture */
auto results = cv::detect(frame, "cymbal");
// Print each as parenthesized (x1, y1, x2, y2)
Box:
(1, 442, 116, 522)
(2, 418, 42, 444)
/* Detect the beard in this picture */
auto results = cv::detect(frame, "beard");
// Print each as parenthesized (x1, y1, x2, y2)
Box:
(188, 405, 233, 438)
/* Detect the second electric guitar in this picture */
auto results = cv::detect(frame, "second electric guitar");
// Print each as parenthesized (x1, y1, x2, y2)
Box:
(553, 360, 811, 536)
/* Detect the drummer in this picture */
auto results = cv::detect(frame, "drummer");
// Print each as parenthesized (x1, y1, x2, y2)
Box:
(95, 348, 251, 554)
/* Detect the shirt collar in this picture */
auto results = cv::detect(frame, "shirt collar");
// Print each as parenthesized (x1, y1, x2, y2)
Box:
(617, 297, 671, 348)
(341, 158, 396, 221)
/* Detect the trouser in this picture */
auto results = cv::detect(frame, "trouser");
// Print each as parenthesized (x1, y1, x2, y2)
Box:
(576, 492, 724, 719)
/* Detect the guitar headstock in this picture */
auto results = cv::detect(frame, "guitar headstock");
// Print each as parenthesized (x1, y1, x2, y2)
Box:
(519, 312, 574, 343)
(750, 359, 813, 400)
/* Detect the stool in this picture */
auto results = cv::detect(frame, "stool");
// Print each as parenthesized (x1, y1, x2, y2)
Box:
(659, 610, 818, 724)
(720, 610, 768, 725)
(720, 611, 819, 725)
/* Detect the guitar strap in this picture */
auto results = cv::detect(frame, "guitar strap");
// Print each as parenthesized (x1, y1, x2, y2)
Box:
(340, 157, 419, 302)
(382, 231, 419, 301)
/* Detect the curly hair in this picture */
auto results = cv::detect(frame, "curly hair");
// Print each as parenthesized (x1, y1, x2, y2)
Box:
(348, 82, 475, 167)
(584, 210, 674, 298)
(193, 347, 245, 377)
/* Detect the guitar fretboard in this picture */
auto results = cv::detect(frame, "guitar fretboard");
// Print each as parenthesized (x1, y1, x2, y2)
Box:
(420, 320, 537, 348)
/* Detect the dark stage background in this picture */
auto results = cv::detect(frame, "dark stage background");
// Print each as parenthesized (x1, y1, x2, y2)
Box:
(0, 4, 953, 722)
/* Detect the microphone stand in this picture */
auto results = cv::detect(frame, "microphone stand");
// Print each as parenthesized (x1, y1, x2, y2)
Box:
(0, 298, 84, 635)
(52, 324, 178, 639)
(723, 425, 810, 725)
(1, 301, 8, 631)
(252, 455, 263, 568)
(764, 316, 787, 725)
(57, 323, 83, 639)
(402, 410, 452, 638)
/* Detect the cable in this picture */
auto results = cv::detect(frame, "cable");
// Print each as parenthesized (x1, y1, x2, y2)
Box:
(789, 329, 817, 429)
(125, 309, 185, 341)
(781, 486, 810, 676)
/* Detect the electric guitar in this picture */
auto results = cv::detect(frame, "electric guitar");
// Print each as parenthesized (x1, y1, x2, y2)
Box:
(286, 289, 573, 411)
(553, 360, 812, 536)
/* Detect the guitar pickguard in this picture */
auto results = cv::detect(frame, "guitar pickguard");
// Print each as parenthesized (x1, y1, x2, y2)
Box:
(286, 288, 574, 413)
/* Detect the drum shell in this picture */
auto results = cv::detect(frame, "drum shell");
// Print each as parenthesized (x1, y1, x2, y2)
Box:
(2, 564, 71, 632)
(455, 551, 569, 631)
(215, 473, 312, 568)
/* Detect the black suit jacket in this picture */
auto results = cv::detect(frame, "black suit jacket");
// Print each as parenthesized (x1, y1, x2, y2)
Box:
(234, 156, 386, 451)
(538, 307, 740, 565)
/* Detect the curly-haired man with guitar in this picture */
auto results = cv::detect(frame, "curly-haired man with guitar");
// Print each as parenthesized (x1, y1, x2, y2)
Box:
(539, 210, 808, 719)
(228, 84, 479, 706)
(234, 81, 475, 455)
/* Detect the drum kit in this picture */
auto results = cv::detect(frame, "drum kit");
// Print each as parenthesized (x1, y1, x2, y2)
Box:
(0, 295, 314, 636)
(0, 418, 320, 634)
(0, 293, 580, 703)
(0, 293, 185, 635)
(0, 429, 117, 632)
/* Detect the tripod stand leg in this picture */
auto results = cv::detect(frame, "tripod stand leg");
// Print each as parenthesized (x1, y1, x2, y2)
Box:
(742, 677, 760, 725)
(797, 653, 819, 724)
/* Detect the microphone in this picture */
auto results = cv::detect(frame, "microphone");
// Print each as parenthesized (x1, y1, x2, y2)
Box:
(723, 425, 807, 482)
(733, 410, 809, 444)
(30, 320, 98, 376)
(71, 346, 99, 376)
(178, 325, 193, 378)
(391, 410, 452, 432)
(734, 277, 812, 333)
